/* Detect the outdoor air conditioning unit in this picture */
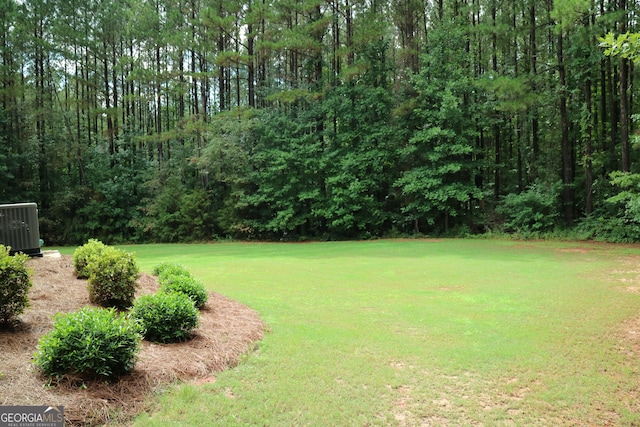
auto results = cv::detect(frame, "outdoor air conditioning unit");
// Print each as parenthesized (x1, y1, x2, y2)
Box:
(0, 203, 43, 257)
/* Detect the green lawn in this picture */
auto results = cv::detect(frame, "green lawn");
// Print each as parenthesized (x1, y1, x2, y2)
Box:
(68, 239, 640, 426)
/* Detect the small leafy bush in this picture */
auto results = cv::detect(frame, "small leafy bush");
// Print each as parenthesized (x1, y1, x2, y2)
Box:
(496, 184, 559, 236)
(86, 246, 139, 309)
(131, 292, 199, 343)
(159, 274, 209, 309)
(73, 239, 107, 279)
(0, 245, 32, 323)
(576, 214, 640, 243)
(33, 307, 142, 379)
(154, 262, 192, 281)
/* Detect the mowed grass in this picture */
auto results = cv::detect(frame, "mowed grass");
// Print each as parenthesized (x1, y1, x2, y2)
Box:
(68, 239, 640, 425)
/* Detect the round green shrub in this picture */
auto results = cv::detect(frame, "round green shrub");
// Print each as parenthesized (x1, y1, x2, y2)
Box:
(131, 292, 199, 343)
(86, 246, 139, 309)
(0, 245, 32, 323)
(495, 184, 559, 236)
(72, 239, 107, 279)
(154, 262, 192, 281)
(33, 307, 142, 379)
(159, 274, 208, 309)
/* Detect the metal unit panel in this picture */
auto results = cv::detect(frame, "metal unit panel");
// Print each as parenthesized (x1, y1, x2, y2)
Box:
(0, 203, 43, 256)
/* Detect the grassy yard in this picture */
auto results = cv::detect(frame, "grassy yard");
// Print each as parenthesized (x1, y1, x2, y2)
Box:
(69, 239, 640, 425)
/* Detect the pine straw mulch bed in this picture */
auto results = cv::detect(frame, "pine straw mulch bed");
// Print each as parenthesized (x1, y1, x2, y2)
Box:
(0, 252, 265, 426)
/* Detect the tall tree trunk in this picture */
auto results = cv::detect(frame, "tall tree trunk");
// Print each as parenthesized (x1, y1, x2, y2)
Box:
(111, 38, 119, 142)
(529, 3, 539, 181)
(491, 1, 500, 198)
(607, 57, 618, 171)
(190, 0, 199, 117)
(235, 15, 241, 108)
(256, 0, 266, 107)
(85, 43, 92, 144)
(218, 31, 226, 110)
(247, 1, 256, 108)
(34, 14, 50, 207)
(330, 0, 338, 80)
(73, 42, 85, 185)
(103, 41, 114, 155)
(156, 44, 163, 168)
(598, 0, 607, 176)
(585, 78, 594, 215)
(178, 48, 185, 119)
(346, 0, 353, 66)
(201, 55, 208, 121)
(192, 48, 199, 116)
(619, 0, 630, 172)
(558, 32, 574, 225)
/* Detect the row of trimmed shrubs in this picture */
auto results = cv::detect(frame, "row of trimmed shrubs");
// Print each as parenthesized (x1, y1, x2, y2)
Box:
(0, 239, 210, 380)
(134, 262, 208, 343)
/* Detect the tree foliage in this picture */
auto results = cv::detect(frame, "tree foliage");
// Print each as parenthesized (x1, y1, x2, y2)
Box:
(1, 0, 639, 242)
(395, 22, 482, 234)
(600, 32, 640, 62)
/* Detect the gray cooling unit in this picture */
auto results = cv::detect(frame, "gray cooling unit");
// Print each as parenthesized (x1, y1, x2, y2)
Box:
(0, 203, 43, 257)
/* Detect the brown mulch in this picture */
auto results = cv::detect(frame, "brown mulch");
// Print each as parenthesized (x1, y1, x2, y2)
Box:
(0, 252, 265, 426)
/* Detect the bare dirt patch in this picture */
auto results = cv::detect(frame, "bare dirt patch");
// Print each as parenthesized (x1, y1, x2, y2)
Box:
(555, 248, 592, 254)
(0, 253, 265, 426)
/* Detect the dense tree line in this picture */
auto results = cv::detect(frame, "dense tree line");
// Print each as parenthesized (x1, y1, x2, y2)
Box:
(1, 0, 639, 244)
